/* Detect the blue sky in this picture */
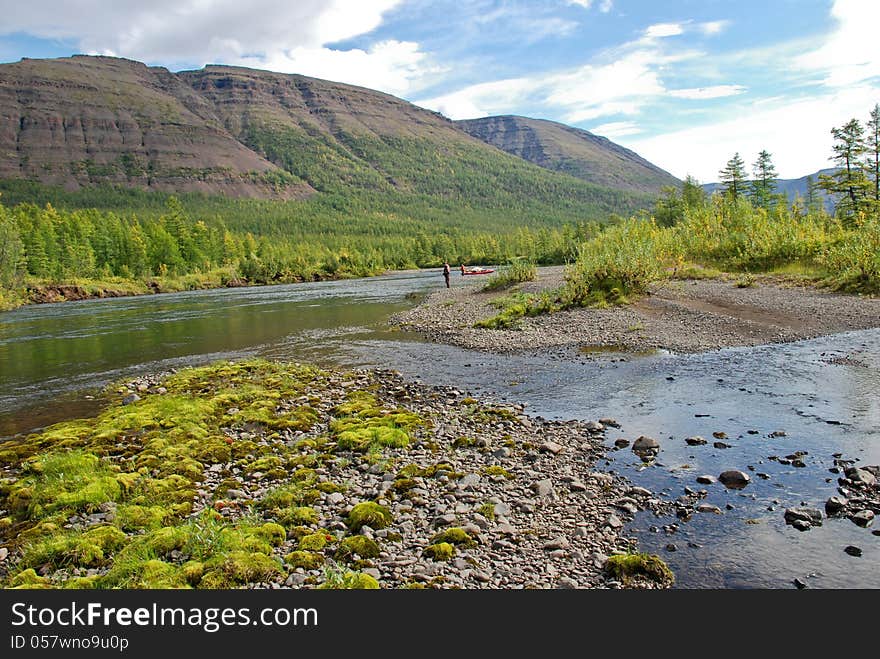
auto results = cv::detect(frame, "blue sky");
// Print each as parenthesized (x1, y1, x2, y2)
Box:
(1, 0, 878, 181)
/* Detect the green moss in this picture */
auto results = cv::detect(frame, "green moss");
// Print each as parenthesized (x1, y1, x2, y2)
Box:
(115, 504, 171, 531)
(277, 506, 319, 527)
(316, 481, 344, 494)
(475, 503, 496, 520)
(336, 536, 381, 561)
(317, 569, 380, 590)
(423, 542, 456, 561)
(182, 561, 205, 586)
(10, 569, 51, 589)
(252, 522, 286, 547)
(199, 551, 283, 589)
(452, 436, 476, 449)
(285, 551, 324, 571)
(347, 502, 392, 531)
(392, 478, 418, 493)
(429, 528, 476, 548)
(9, 450, 122, 518)
(20, 525, 128, 570)
(604, 553, 674, 586)
(298, 533, 328, 551)
(480, 465, 514, 479)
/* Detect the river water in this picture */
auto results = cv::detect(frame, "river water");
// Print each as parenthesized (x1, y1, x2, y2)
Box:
(1, 270, 878, 588)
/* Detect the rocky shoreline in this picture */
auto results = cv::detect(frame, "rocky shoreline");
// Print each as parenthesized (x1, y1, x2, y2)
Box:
(0, 359, 675, 589)
(394, 266, 880, 356)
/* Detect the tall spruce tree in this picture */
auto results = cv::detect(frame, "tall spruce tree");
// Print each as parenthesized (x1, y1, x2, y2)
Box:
(819, 118, 871, 220)
(719, 153, 748, 200)
(866, 103, 880, 205)
(750, 150, 778, 209)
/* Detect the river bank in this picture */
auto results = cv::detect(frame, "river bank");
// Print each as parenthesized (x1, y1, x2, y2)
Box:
(394, 266, 880, 355)
(0, 359, 674, 590)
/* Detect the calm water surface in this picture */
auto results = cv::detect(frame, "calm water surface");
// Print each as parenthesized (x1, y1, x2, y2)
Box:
(1, 270, 878, 588)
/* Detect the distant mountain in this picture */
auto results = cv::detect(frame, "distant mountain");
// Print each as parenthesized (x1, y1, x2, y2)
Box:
(702, 168, 837, 210)
(457, 115, 680, 195)
(0, 55, 663, 221)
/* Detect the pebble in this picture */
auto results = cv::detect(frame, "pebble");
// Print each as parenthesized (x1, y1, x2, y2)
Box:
(844, 546, 862, 557)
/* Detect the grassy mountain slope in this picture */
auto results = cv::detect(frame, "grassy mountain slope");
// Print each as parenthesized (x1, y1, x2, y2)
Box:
(457, 115, 680, 195)
(0, 56, 309, 198)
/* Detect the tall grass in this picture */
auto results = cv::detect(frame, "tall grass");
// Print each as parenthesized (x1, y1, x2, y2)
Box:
(480, 259, 537, 292)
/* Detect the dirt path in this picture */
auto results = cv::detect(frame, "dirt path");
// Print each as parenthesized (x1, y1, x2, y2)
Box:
(393, 266, 880, 355)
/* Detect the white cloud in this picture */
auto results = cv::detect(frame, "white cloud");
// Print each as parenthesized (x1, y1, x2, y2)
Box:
(0, 1, 441, 95)
(644, 23, 684, 39)
(669, 84, 746, 100)
(589, 121, 641, 138)
(566, 0, 613, 11)
(623, 85, 879, 181)
(794, 0, 880, 87)
(699, 20, 730, 36)
(414, 77, 536, 120)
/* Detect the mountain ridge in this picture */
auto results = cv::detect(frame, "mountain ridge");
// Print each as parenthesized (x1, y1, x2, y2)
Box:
(0, 55, 667, 218)
(457, 114, 680, 195)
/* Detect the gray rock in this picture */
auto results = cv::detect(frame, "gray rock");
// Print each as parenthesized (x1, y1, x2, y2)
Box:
(226, 489, 247, 500)
(606, 514, 623, 529)
(363, 568, 382, 579)
(539, 441, 564, 455)
(850, 510, 875, 527)
(122, 393, 140, 405)
(785, 507, 823, 527)
(769, 430, 787, 437)
(493, 502, 511, 517)
(685, 436, 708, 446)
(632, 436, 660, 452)
(824, 495, 848, 515)
(556, 577, 579, 589)
(542, 536, 570, 550)
(696, 504, 721, 514)
(599, 417, 620, 428)
(532, 479, 554, 497)
(459, 473, 481, 488)
(327, 492, 346, 505)
(569, 480, 588, 492)
(614, 439, 630, 448)
(433, 513, 457, 527)
(845, 467, 877, 486)
(791, 519, 812, 532)
(844, 546, 862, 557)
(719, 470, 751, 489)
(696, 475, 716, 485)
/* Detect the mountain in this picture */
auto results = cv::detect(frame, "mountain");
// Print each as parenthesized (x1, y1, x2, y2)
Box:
(0, 56, 308, 198)
(702, 168, 836, 210)
(0, 55, 664, 220)
(457, 115, 680, 195)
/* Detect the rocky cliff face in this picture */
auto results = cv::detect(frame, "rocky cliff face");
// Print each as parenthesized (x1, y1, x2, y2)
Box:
(0, 56, 310, 198)
(457, 115, 680, 194)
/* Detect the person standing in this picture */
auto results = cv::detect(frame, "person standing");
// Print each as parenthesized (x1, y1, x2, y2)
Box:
(442, 261, 451, 288)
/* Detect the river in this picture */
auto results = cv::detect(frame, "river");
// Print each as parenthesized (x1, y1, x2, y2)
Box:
(1, 269, 878, 588)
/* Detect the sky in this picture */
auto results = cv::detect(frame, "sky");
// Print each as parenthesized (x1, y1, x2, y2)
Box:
(1, 0, 878, 182)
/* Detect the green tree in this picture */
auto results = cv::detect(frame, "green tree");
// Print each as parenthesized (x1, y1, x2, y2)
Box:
(866, 103, 880, 205)
(819, 118, 871, 220)
(0, 200, 25, 289)
(750, 150, 778, 209)
(682, 175, 708, 210)
(719, 153, 748, 200)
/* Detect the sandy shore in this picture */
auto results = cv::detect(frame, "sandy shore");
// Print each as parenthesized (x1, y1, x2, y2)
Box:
(394, 266, 880, 356)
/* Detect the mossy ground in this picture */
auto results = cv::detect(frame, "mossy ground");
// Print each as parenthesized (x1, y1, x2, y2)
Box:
(604, 553, 674, 587)
(0, 358, 429, 590)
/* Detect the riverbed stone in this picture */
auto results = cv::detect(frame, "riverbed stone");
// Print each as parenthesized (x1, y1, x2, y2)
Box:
(845, 467, 876, 487)
(632, 436, 660, 452)
(850, 510, 875, 527)
(696, 475, 716, 485)
(719, 470, 751, 489)
(685, 436, 707, 446)
(825, 496, 848, 515)
(784, 507, 823, 527)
